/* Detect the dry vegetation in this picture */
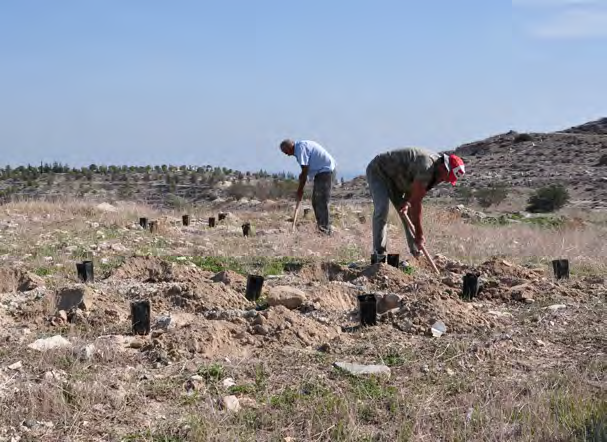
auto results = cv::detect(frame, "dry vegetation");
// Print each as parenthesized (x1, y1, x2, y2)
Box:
(0, 197, 606, 441)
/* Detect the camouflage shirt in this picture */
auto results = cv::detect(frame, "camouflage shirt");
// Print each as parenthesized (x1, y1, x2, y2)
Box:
(368, 147, 441, 204)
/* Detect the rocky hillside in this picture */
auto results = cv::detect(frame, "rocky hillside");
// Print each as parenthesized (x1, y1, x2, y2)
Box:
(444, 118, 607, 210)
(338, 117, 607, 211)
(563, 117, 607, 135)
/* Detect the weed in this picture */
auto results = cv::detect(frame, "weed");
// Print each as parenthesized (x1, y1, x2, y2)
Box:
(197, 363, 225, 382)
(228, 384, 256, 395)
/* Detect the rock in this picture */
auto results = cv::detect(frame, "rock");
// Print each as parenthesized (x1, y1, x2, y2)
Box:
(96, 203, 117, 212)
(18, 272, 44, 292)
(318, 343, 331, 353)
(333, 361, 391, 378)
(222, 377, 236, 388)
(153, 315, 172, 330)
(267, 286, 306, 310)
(545, 304, 567, 311)
(430, 320, 447, 337)
(221, 395, 241, 412)
(75, 344, 96, 362)
(376, 293, 401, 314)
(487, 310, 513, 318)
(211, 271, 230, 284)
(252, 325, 269, 335)
(252, 315, 266, 326)
(28, 335, 72, 351)
(8, 361, 23, 370)
(110, 243, 128, 252)
(57, 310, 68, 322)
(56, 285, 94, 312)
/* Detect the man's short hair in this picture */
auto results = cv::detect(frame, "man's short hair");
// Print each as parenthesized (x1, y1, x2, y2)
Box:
(280, 139, 294, 150)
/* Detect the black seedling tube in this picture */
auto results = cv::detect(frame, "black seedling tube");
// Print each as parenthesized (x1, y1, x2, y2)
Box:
(77, 260, 94, 283)
(245, 275, 264, 301)
(208, 217, 216, 228)
(303, 208, 311, 217)
(462, 272, 480, 301)
(218, 213, 227, 221)
(242, 222, 251, 237)
(552, 259, 570, 280)
(358, 294, 377, 326)
(131, 300, 151, 335)
(182, 214, 190, 226)
(371, 253, 386, 265)
(139, 217, 148, 229)
(387, 254, 400, 268)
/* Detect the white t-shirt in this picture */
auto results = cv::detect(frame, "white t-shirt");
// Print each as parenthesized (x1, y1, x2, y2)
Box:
(294, 140, 336, 179)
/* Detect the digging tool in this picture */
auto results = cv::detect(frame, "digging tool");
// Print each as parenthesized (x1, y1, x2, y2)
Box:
(400, 208, 440, 275)
(291, 199, 302, 232)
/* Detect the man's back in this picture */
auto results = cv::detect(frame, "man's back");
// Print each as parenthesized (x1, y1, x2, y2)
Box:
(371, 147, 439, 197)
(294, 140, 336, 178)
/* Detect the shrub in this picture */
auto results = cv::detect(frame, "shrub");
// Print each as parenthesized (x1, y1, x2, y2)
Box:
(526, 184, 570, 213)
(454, 186, 474, 205)
(475, 185, 509, 208)
(514, 133, 533, 143)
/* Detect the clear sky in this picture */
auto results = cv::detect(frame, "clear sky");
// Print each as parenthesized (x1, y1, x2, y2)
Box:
(1, 0, 606, 178)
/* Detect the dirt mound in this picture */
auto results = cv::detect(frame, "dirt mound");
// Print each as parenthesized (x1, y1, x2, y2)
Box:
(131, 282, 252, 313)
(109, 256, 214, 283)
(384, 289, 498, 335)
(478, 258, 544, 281)
(254, 305, 341, 347)
(156, 320, 251, 360)
(357, 263, 414, 291)
(145, 305, 342, 360)
(296, 262, 356, 282)
(0, 268, 44, 293)
(307, 283, 358, 311)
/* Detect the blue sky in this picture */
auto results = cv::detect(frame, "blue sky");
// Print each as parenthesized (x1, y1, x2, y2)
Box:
(1, 1, 606, 178)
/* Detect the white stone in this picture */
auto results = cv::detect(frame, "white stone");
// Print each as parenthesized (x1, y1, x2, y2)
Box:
(28, 335, 71, 351)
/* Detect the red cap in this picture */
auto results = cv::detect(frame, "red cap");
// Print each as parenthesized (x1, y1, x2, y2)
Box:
(443, 154, 466, 186)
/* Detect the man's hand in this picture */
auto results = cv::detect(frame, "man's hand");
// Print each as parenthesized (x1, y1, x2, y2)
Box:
(414, 233, 425, 251)
(399, 202, 411, 216)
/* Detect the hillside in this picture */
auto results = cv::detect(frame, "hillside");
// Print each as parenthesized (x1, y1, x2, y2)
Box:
(339, 118, 607, 211)
(445, 119, 607, 210)
(2, 118, 606, 211)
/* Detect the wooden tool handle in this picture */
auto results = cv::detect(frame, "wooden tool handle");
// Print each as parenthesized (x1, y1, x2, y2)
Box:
(401, 211, 440, 275)
(291, 200, 301, 232)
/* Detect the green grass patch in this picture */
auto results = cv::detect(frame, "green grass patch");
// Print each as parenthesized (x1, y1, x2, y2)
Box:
(197, 363, 225, 383)
(33, 266, 53, 277)
(228, 384, 257, 395)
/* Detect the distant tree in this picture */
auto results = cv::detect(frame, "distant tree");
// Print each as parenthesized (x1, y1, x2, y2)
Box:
(527, 184, 570, 213)
(475, 185, 509, 208)
(89, 164, 98, 172)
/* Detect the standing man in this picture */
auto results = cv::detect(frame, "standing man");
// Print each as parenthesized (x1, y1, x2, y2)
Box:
(280, 139, 336, 235)
(365, 147, 465, 257)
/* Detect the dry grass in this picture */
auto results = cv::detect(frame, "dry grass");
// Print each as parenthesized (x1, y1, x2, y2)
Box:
(1, 199, 606, 441)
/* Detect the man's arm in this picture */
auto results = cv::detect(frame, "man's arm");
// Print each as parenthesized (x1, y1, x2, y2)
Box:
(297, 165, 309, 201)
(400, 180, 427, 237)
